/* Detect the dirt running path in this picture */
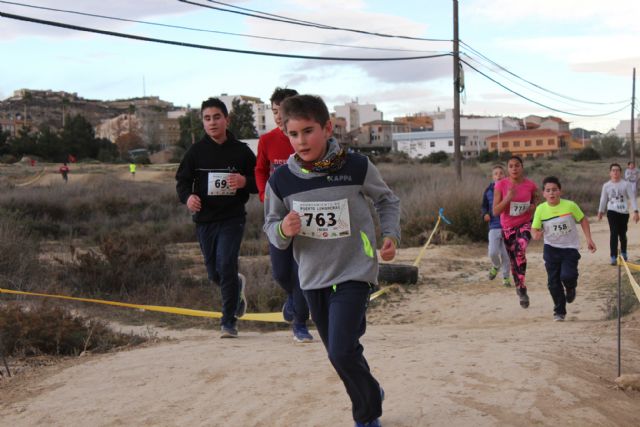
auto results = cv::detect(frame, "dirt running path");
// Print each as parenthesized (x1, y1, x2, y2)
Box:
(1, 219, 639, 426)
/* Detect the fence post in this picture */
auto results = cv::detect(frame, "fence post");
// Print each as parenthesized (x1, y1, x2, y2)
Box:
(0, 334, 11, 378)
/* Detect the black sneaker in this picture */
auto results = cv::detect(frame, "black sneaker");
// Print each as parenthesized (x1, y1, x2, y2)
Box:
(516, 287, 529, 308)
(220, 325, 238, 338)
(282, 296, 294, 324)
(566, 288, 576, 304)
(235, 273, 247, 318)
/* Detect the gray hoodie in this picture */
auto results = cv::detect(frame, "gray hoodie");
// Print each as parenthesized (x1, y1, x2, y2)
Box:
(263, 139, 401, 291)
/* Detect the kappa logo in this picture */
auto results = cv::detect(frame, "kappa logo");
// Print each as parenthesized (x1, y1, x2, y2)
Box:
(327, 175, 352, 183)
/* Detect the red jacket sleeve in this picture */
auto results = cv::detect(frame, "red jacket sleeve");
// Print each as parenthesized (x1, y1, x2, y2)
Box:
(255, 135, 270, 202)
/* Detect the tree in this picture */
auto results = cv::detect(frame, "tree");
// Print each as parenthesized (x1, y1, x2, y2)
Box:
(60, 114, 97, 160)
(177, 109, 204, 150)
(572, 146, 601, 161)
(591, 135, 625, 158)
(115, 132, 144, 157)
(228, 98, 258, 139)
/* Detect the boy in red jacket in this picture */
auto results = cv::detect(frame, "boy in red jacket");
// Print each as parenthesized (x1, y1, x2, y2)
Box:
(255, 87, 313, 343)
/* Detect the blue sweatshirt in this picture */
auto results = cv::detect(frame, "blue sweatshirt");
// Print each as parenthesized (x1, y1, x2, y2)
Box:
(481, 182, 502, 230)
(263, 138, 401, 291)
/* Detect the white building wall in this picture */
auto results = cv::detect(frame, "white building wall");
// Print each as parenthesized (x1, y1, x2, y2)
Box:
(334, 102, 382, 132)
(393, 131, 456, 158)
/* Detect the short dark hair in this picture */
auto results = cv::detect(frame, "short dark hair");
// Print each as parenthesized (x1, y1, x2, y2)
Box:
(610, 163, 622, 171)
(270, 87, 298, 105)
(628, 161, 635, 166)
(508, 155, 524, 166)
(492, 164, 505, 172)
(201, 97, 228, 117)
(542, 176, 561, 190)
(280, 94, 330, 128)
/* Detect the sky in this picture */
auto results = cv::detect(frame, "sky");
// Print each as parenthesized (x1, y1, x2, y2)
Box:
(1, 0, 639, 133)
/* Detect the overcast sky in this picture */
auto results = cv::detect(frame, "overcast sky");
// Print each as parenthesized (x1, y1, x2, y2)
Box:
(1, 0, 639, 132)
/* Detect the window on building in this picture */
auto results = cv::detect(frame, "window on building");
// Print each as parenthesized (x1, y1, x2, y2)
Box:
(548, 139, 555, 145)
(491, 142, 497, 149)
(513, 141, 520, 147)
(501, 141, 508, 148)
(536, 139, 543, 146)
(524, 140, 531, 146)
(430, 141, 435, 147)
(448, 140, 453, 146)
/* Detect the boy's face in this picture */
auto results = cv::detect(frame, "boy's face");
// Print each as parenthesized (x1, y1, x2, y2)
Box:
(286, 118, 333, 163)
(610, 166, 622, 181)
(542, 183, 561, 205)
(492, 167, 504, 182)
(202, 106, 229, 141)
(271, 102, 284, 130)
(629, 163, 636, 169)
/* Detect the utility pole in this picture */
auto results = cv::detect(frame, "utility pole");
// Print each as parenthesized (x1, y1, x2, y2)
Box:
(453, 0, 462, 181)
(631, 67, 636, 164)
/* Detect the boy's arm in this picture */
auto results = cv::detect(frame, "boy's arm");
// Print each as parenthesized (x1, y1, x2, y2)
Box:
(579, 217, 597, 252)
(255, 136, 270, 202)
(531, 206, 543, 240)
(175, 147, 196, 204)
(481, 187, 490, 218)
(626, 182, 639, 222)
(362, 160, 401, 245)
(242, 148, 258, 194)
(597, 183, 608, 219)
(263, 181, 293, 249)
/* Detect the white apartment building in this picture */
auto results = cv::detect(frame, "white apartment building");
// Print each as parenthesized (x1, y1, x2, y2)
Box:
(613, 115, 640, 143)
(430, 109, 521, 156)
(334, 101, 383, 132)
(393, 131, 468, 159)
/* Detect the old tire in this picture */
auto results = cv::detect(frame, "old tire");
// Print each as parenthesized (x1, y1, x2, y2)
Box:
(378, 263, 418, 284)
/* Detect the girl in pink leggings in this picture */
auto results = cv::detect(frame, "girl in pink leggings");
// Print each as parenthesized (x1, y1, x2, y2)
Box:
(493, 156, 539, 308)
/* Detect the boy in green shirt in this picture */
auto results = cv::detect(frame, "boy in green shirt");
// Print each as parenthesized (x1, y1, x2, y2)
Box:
(532, 176, 596, 321)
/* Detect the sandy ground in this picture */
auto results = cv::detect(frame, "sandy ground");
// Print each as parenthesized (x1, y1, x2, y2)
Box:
(1, 187, 640, 425)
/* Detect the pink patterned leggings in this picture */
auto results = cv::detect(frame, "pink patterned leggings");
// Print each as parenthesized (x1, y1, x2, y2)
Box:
(502, 222, 532, 289)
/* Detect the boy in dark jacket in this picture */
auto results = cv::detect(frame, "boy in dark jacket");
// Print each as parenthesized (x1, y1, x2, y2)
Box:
(176, 97, 257, 338)
(481, 164, 511, 286)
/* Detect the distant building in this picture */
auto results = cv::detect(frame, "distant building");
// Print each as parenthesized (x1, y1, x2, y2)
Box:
(393, 131, 468, 159)
(613, 115, 640, 144)
(353, 120, 411, 152)
(486, 129, 570, 158)
(334, 101, 383, 133)
(394, 113, 434, 131)
(428, 108, 521, 157)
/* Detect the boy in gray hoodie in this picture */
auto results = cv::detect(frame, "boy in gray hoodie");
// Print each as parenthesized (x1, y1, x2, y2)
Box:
(263, 95, 400, 427)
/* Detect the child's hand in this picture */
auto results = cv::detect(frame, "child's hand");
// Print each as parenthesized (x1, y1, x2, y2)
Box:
(281, 211, 301, 237)
(587, 238, 597, 253)
(634, 211, 640, 224)
(505, 186, 516, 202)
(227, 173, 246, 189)
(380, 237, 396, 261)
(187, 194, 201, 212)
(597, 212, 603, 221)
(483, 214, 490, 222)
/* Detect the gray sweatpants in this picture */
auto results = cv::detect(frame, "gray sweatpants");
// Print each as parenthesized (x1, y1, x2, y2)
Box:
(488, 228, 510, 278)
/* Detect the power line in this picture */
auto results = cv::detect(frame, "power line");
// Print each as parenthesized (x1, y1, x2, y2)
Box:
(179, 0, 451, 43)
(460, 40, 628, 106)
(0, 11, 452, 62)
(461, 52, 598, 111)
(0, 0, 445, 54)
(460, 58, 630, 117)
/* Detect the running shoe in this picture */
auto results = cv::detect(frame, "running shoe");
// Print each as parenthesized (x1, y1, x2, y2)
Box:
(622, 252, 628, 261)
(553, 313, 565, 322)
(566, 288, 576, 304)
(235, 273, 247, 318)
(282, 296, 294, 324)
(355, 419, 381, 427)
(292, 323, 314, 343)
(220, 325, 238, 338)
(516, 287, 529, 308)
(610, 257, 617, 266)
(502, 277, 512, 287)
(488, 266, 499, 280)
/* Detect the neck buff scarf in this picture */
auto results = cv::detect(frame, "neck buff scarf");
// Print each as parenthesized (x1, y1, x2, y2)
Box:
(295, 142, 347, 174)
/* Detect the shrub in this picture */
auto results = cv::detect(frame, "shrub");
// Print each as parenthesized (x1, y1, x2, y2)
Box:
(573, 147, 601, 161)
(0, 302, 146, 357)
